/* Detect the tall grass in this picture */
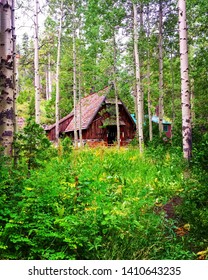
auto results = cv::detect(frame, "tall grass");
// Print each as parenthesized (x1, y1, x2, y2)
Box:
(0, 146, 202, 259)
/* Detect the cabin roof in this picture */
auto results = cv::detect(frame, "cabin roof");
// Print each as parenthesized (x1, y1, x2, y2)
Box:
(131, 114, 172, 125)
(44, 112, 74, 131)
(45, 86, 135, 134)
(65, 87, 109, 132)
(151, 116, 171, 125)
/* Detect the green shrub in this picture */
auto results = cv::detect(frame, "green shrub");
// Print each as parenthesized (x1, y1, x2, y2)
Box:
(0, 146, 205, 260)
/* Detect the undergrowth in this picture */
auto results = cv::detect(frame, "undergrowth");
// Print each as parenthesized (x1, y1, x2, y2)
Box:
(0, 140, 207, 260)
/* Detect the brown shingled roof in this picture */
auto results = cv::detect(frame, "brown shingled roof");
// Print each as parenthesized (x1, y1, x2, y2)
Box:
(65, 87, 109, 132)
(44, 112, 74, 131)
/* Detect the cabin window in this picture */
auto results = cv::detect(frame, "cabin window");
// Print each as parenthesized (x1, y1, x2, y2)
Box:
(163, 125, 168, 132)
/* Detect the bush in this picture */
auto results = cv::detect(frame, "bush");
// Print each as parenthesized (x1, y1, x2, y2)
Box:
(0, 146, 205, 260)
(14, 118, 52, 170)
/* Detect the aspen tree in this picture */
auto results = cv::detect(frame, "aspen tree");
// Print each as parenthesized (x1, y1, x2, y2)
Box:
(158, 0, 164, 137)
(178, 0, 192, 160)
(133, 1, 143, 152)
(72, 0, 78, 148)
(55, 0, 63, 145)
(12, 0, 18, 164)
(0, 0, 14, 155)
(170, 45, 175, 140)
(46, 53, 52, 101)
(11, 0, 16, 133)
(77, 11, 83, 148)
(78, 62, 83, 147)
(147, 4, 153, 141)
(34, 0, 40, 124)
(139, 3, 144, 125)
(113, 32, 120, 149)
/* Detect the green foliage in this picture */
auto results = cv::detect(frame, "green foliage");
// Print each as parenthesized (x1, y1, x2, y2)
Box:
(14, 119, 52, 170)
(191, 128, 208, 171)
(1, 146, 205, 260)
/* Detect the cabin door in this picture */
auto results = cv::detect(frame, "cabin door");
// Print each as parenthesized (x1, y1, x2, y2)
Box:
(107, 126, 117, 144)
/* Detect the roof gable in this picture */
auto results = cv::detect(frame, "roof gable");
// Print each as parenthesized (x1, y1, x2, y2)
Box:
(65, 87, 109, 132)
(45, 86, 135, 134)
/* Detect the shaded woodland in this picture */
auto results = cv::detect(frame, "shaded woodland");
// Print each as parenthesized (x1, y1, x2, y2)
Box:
(0, 0, 207, 260)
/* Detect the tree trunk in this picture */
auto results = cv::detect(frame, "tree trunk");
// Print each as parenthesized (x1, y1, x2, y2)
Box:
(46, 54, 52, 101)
(158, 0, 164, 137)
(170, 46, 175, 140)
(0, 0, 14, 155)
(178, 0, 192, 160)
(133, 2, 143, 152)
(48, 54, 52, 100)
(113, 33, 120, 149)
(139, 3, 144, 126)
(78, 62, 83, 147)
(34, 0, 40, 124)
(12, 0, 18, 164)
(147, 4, 153, 141)
(55, 0, 63, 145)
(72, 0, 78, 148)
(190, 79, 195, 127)
(45, 65, 49, 100)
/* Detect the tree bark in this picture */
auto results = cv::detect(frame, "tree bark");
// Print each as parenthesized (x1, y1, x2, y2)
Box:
(190, 79, 195, 127)
(170, 46, 175, 140)
(78, 62, 83, 147)
(113, 33, 120, 149)
(139, 3, 144, 126)
(178, 0, 192, 160)
(133, 2, 143, 152)
(11, 0, 18, 164)
(34, 0, 40, 124)
(158, 0, 164, 137)
(48, 53, 52, 100)
(72, 0, 78, 148)
(147, 4, 153, 141)
(45, 54, 52, 101)
(0, 0, 14, 155)
(55, 0, 63, 145)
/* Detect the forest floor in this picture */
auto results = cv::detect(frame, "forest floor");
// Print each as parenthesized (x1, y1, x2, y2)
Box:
(1, 145, 208, 260)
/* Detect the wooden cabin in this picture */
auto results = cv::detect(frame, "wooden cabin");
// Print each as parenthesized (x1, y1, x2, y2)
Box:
(131, 114, 172, 138)
(45, 87, 136, 146)
(151, 116, 172, 138)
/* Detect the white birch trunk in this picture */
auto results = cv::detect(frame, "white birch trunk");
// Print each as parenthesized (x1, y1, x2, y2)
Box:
(139, 3, 144, 125)
(158, 0, 164, 136)
(133, 2, 143, 152)
(78, 62, 83, 147)
(45, 65, 49, 100)
(178, 0, 192, 159)
(55, 0, 63, 145)
(45, 64, 49, 100)
(45, 54, 52, 101)
(48, 53, 52, 100)
(34, 0, 40, 124)
(190, 79, 195, 127)
(170, 47, 175, 139)
(113, 33, 120, 149)
(72, 0, 78, 148)
(0, 0, 14, 155)
(11, 0, 18, 164)
(147, 4, 153, 141)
